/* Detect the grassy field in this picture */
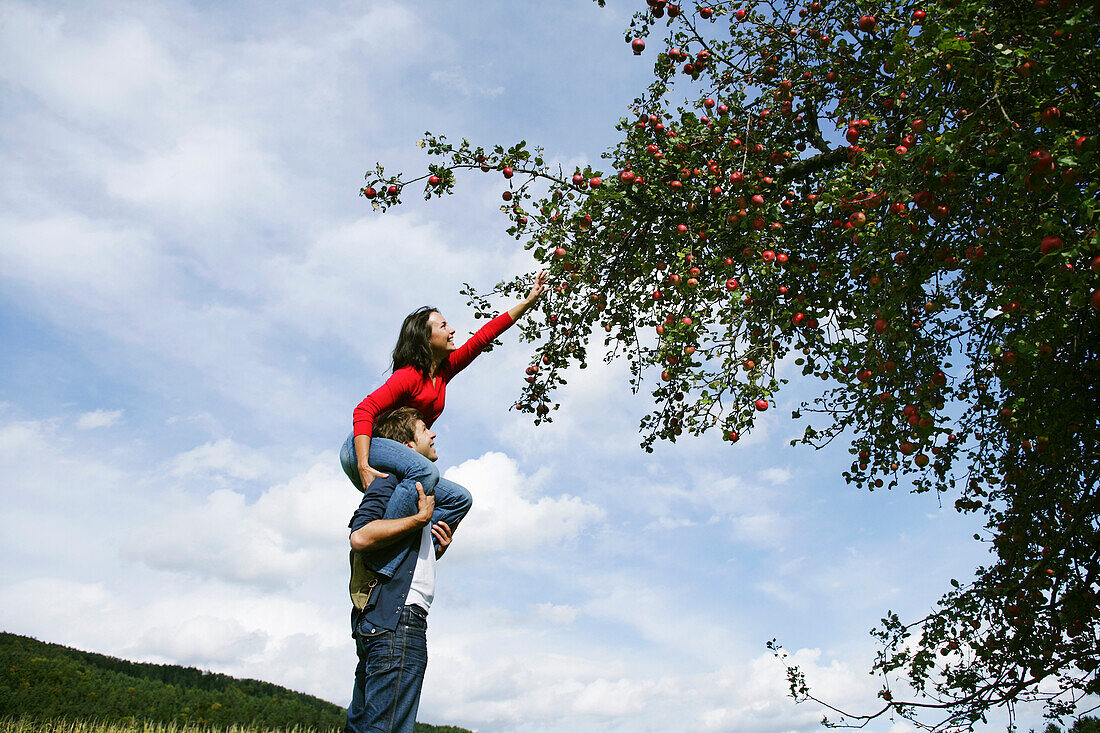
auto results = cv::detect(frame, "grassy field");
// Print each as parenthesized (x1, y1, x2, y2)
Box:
(1, 718, 471, 733)
(0, 719, 329, 733)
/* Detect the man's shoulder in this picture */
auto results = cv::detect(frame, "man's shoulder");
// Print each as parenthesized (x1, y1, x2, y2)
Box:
(349, 474, 400, 530)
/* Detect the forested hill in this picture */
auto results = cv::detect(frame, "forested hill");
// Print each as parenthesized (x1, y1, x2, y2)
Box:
(0, 632, 471, 733)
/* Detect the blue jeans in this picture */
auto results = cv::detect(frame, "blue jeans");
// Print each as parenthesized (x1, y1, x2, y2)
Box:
(345, 605, 428, 733)
(341, 434, 472, 577)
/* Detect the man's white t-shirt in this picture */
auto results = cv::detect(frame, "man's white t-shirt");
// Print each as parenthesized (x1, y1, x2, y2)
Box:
(405, 526, 436, 612)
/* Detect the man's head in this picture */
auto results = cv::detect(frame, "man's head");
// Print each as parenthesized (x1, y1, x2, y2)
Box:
(373, 407, 437, 461)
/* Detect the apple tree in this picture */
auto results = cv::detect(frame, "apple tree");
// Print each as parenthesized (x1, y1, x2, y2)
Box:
(362, 0, 1099, 728)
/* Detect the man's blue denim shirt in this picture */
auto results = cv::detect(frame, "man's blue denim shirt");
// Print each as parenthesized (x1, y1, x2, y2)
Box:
(348, 473, 424, 634)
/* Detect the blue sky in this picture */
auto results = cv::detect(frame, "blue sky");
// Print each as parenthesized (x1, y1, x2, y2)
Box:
(0, 2, 1052, 731)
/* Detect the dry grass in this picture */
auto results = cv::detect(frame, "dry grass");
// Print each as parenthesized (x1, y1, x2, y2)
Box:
(0, 718, 325, 733)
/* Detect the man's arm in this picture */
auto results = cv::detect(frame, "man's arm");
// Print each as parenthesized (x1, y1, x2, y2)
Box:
(350, 482, 434, 553)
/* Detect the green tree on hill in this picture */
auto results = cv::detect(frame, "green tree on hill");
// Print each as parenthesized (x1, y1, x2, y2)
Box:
(361, 0, 1099, 729)
(0, 633, 470, 733)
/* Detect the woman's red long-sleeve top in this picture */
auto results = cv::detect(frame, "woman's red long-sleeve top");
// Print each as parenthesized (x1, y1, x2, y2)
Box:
(352, 312, 515, 438)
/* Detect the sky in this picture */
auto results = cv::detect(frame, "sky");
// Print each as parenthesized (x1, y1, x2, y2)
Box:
(0, 1, 1057, 731)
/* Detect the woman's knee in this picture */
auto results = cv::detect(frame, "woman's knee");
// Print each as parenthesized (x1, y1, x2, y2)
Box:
(438, 479, 472, 512)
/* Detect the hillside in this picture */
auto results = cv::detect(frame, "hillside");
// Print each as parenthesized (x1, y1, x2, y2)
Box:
(0, 632, 470, 733)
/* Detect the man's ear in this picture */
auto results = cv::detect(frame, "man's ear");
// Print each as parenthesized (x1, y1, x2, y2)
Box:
(404, 441, 417, 451)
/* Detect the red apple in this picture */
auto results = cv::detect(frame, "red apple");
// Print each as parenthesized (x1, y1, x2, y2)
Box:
(1040, 235, 1063, 254)
(362, 187, 377, 198)
(755, 399, 769, 411)
(631, 38, 646, 55)
(502, 166, 514, 178)
(726, 278, 740, 290)
(590, 176, 602, 188)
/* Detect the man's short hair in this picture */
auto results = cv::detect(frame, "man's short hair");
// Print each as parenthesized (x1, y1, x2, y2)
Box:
(372, 407, 422, 444)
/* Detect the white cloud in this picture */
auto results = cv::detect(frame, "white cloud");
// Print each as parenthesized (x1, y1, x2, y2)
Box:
(442, 451, 605, 556)
(430, 68, 504, 98)
(75, 408, 123, 430)
(104, 125, 289, 215)
(531, 602, 578, 625)
(759, 466, 792, 484)
(137, 616, 269, 667)
(130, 458, 354, 588)
(0, 4, 176, 118)
(169, 438, 276, 483)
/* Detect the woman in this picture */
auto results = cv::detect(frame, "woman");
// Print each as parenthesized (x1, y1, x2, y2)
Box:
(340, 271, 547, 574)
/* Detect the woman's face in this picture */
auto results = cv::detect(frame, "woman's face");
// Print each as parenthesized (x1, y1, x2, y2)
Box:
(427, 311, 456, 356)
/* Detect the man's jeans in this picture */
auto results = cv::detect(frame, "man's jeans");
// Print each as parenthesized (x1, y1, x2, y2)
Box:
(345, 605, 428, 733)
(341, 434, 472, 578)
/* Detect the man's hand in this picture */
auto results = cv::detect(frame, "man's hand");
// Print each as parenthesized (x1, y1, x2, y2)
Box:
(432, 520, 453, 559)
(414, 482, 435, 527)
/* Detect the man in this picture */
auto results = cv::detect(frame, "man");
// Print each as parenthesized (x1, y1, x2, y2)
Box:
(344, 407, 459, 733)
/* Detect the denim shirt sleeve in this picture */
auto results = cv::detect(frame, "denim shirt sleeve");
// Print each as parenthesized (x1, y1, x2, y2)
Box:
(349, 474, 399, 531)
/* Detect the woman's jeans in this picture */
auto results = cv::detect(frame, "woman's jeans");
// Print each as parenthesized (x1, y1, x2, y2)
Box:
(341, 434, 472, 578)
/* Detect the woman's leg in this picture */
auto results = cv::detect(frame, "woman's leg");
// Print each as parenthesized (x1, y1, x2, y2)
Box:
(429, 476, 473, 535)
(342, 433, 439, 497)
(340, 433, 365, 490)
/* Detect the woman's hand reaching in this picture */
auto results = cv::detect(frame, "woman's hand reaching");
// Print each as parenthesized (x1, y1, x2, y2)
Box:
(509, 270, 549, 321)
(526, 269, 548, 303)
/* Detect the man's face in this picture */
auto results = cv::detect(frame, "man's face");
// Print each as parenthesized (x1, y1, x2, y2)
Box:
(405, 420, 438, 462)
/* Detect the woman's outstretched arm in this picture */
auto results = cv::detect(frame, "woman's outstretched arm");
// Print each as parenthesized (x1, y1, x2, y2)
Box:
(507, 270, 548, 322)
